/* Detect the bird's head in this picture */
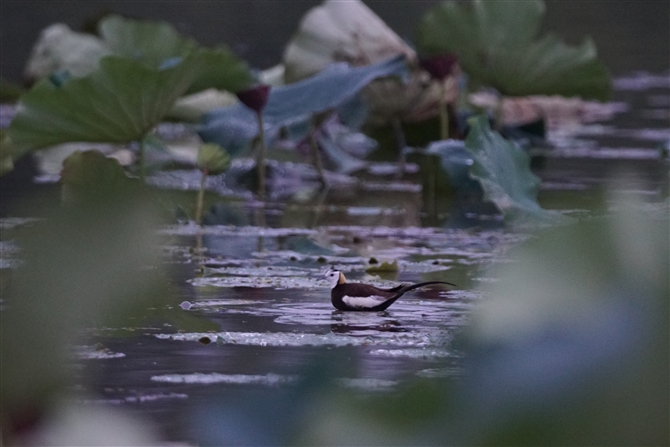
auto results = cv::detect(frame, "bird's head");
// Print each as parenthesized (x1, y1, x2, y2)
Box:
(324, 269, 346, 288)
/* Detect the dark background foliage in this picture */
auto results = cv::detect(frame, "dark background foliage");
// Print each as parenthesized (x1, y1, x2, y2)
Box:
(2, 0, 669, 84)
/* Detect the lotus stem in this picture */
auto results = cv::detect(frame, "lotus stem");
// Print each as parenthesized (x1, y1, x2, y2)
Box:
(256, 110, 266, 201)
(495, 95, 504, 131)
(309, 123, 328, 187)
(391, 117, 407, 178)
(139, 137, 146, 183)
(438, 80, 449, 141)
(195, 169, 208, 225)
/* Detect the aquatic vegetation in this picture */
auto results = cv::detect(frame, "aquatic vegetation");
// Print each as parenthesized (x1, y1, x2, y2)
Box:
(199, 55, 409, 157)
(195, 143, 231, 223)
(418, 0, 611, 101)
(6, 15, 252, 178)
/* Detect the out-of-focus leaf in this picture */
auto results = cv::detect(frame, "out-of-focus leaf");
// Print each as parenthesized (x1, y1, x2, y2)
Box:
(0, 132, 14, 175)
(455, 191, 670, 446)
(197, 143, 231, 175)
(0, 180, 165, 424)
(167, 88, 239, 123)
(464, 115, 560, 223)
(98, 14, 196, 69)
(99, 15, 253, 93)
(199, 55, 409, 156)
(284, 0, 457, 124)
(24, 16, 253, 94)
(0, 76, 26, 102)
(424, 139, 479, 193)
(418, 0, 611, 101)
(24, 24, 111, 82)
(365, 260, 398, 274)
(8, 56, 201, 155)
(184, 47, 254, 95)
(60, 150, 134, 204)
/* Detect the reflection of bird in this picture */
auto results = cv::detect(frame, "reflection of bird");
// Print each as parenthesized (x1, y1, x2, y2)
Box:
(324, 269, 456, 311)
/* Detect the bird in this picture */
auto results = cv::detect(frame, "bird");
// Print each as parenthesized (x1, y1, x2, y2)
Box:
(324, 269, 456, 311)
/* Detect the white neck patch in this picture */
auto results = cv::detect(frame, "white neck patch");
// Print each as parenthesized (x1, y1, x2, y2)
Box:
(324, 270, 341, 289)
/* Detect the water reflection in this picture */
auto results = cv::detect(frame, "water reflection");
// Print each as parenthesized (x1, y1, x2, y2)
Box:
(329, 310, 409, 335)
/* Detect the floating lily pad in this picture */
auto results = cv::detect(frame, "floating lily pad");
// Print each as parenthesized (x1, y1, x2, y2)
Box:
(151, 372, 296, 386)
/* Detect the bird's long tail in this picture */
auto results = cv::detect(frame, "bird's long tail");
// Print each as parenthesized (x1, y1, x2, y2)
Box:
(397, 280, 456, 295)
(372, 281, 456, 311)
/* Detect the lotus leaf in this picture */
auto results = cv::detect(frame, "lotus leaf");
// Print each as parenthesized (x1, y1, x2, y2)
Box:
(60, 150, 134, 204)
(418, 0, 611, 101)
(98, 15, 196, 69)
(283, 0, 456, 124)
(8, 56, 202, 155)
(24, 15, 253, 94)
(0, 133, 14, 175)
(465, 115, 560, 223)
(199, 55, 409, 156)
(197, 143, 231, 175)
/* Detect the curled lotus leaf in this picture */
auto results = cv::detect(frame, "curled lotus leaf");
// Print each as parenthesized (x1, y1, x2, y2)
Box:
(283, 0, 457, 124)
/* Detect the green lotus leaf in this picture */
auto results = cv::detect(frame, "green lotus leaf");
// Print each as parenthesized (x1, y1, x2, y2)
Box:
(99, 15, 253, 93)
(0, 132, 14, 175)
(99, 14, 197, 69)
(197, 143, 231, 175)
(24, 15, 253, 94)
(418, 0, 611, 101)
(465, 115, 561, 223)
(8, 55, 202, 155)
(184, 47, 254, 95)
(60, 150, 135, 203)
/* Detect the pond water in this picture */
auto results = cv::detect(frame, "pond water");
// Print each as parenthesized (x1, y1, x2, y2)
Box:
(1, 69, 665, 444)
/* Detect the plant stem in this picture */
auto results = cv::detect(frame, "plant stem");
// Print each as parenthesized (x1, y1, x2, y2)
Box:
(309, 123, 328, 187)
(438, 81, 449, 141)
(391, 117, 407, 178)
(256, 110, 266, 201)
(494, 94, 504, 131)
(195, 170, 208, 225)
(139, 137, 146, 182)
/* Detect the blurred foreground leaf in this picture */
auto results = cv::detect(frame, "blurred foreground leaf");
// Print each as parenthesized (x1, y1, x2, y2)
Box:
(418, 0, 611, 101)
(0, 181, 166, 433)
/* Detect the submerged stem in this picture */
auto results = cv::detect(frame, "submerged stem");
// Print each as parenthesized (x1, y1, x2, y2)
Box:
(256, 110, 266, 202)
(195, 170, 208, 225)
